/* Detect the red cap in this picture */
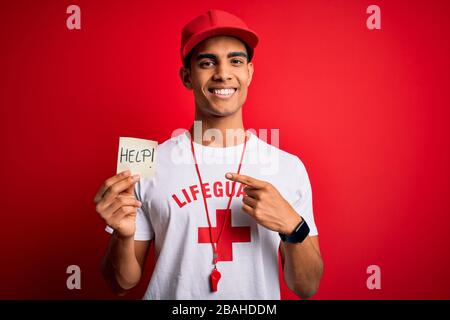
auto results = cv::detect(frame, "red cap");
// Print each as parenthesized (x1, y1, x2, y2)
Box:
(180, 9, 259, 64)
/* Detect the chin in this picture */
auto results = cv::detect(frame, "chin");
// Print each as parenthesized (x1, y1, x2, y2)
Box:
(205, 101, 241, 117)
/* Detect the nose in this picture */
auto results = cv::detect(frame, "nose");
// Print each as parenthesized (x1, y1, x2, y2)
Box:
(212, 62, 233, 81)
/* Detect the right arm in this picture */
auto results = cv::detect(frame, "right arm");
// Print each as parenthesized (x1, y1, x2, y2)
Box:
(94, 171, 151, 294)
(101, 235, 151, 294)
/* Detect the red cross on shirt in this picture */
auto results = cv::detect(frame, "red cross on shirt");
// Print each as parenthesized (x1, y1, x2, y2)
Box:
(198, 209, 251, 262)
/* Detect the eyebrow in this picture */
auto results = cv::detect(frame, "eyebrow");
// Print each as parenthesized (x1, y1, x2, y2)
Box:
(228, 51, 248, 59)
(196, 51, 248, 61)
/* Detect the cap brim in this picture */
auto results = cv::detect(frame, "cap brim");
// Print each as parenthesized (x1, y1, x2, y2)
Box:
(182, 27, 259, 61)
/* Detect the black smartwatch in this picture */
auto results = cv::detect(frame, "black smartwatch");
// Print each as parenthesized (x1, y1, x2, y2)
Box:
(279, 218, 310, 243)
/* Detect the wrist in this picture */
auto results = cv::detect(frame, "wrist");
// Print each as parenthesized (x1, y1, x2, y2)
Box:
(112, 230, 134, 242)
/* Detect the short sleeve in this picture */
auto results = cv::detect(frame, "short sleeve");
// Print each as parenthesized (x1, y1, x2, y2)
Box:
(291, 156, 318, 236)
(105, 180, 154, 241)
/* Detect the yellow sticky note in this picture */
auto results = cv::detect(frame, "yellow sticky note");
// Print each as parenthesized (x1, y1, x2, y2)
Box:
(116, 137, 158, 178)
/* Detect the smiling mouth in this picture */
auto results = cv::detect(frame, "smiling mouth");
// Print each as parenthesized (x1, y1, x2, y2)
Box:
(208, 88, 237, 99)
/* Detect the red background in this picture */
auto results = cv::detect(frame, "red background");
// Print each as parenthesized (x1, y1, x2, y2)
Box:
(1, 0, 450, 299)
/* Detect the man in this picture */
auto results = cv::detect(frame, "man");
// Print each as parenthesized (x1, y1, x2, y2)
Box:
(94, 9, 323, 300)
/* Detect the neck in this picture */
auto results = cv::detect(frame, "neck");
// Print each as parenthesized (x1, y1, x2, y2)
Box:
(190, 108, 247, 147)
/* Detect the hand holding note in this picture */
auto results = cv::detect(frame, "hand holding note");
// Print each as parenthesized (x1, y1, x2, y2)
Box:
(93, 137, 158, 238)
(94, 171, 141, 238)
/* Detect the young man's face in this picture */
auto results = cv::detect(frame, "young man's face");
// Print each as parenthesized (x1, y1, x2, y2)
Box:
(180, 36, 254, 117)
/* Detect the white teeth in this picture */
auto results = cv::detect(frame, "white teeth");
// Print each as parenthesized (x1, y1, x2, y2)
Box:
(213, 88, 235, 95)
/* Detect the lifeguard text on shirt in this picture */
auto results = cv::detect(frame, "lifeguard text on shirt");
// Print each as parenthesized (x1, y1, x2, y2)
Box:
(116, 137, 158, 178)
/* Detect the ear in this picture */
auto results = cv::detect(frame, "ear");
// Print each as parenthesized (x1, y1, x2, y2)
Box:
(179, 66, 193, 90)
(246, 62, 254, 87)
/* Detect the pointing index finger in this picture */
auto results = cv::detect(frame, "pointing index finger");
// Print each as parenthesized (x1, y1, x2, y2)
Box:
(225, 172, 266, 189)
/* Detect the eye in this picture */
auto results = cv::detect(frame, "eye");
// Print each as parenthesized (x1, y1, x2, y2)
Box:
(231, 59, 244, 65)
(199, 60, 215, 68)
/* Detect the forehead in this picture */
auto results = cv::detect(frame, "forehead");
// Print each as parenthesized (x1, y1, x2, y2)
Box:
(193, 36, 247, 55)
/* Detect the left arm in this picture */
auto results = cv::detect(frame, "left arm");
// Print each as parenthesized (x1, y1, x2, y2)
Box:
(225, 173, 324, 299)
(280, 234, 323, 299)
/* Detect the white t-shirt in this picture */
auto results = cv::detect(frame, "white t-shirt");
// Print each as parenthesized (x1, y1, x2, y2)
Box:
(106, 131, 318, 300)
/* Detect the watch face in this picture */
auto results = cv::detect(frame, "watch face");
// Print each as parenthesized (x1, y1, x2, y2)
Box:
(278, 219, 310, 243)
(286, 220, 310, 243)
(294, 220, 305, 233)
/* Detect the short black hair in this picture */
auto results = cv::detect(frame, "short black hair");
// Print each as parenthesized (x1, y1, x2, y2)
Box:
(183, 41, 254, 69)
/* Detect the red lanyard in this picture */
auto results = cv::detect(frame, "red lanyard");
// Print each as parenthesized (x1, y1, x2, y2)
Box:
(189, 129, 248, 292)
